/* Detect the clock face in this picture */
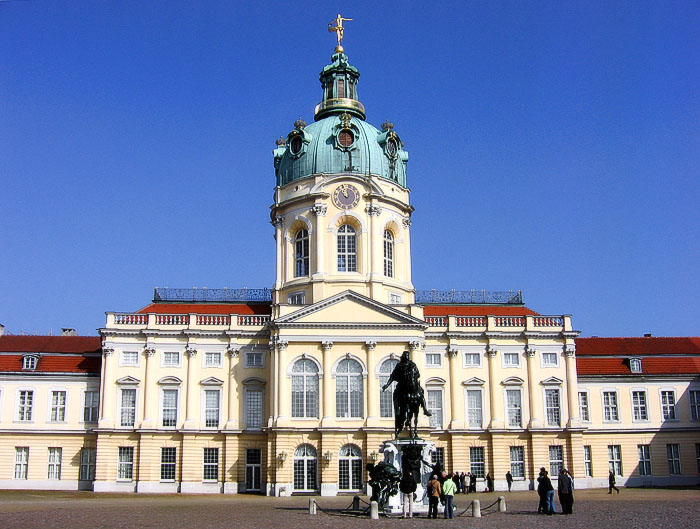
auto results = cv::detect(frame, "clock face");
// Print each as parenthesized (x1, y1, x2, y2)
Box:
(332, 184, 360, 210)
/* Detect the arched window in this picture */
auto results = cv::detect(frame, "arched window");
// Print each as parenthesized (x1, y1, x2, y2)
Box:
(338, 444, 363, 491)
(295, 229, 309, 277)
(293, 444, 317, 492)
(383, 230, 394, 277)
(337, 224, 356, 272)
(291, 359, 319, 418)
(379, 358, 399, 418)
(336, 358, 363, 418)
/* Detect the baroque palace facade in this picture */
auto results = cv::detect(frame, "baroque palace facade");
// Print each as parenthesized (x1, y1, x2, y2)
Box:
(1, 37, 699, 494)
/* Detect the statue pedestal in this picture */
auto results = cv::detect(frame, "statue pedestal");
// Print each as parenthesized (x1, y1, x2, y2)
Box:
(379, 438, 436, 515)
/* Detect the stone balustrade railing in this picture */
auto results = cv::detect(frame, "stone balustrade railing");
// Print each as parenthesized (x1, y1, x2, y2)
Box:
(424, 314, 571, 333)
(106, 312, 270, 329)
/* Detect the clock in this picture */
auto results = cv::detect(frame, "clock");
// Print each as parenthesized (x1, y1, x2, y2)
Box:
(332, 184, 360, 210)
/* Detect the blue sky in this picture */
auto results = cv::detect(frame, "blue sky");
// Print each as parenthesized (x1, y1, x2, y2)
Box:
(1, 1, 698, 337)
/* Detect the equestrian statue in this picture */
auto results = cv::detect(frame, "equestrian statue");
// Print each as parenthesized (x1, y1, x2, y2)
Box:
(381, 350, 432, 438)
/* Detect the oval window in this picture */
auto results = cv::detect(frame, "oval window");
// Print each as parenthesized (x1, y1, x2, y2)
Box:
(338, 129, 354, 148)
(290, 135, 303, 155)
(386, 138, 397, 157)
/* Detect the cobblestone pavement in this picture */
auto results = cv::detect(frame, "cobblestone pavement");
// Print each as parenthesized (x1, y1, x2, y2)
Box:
(1, 488, 699, 529)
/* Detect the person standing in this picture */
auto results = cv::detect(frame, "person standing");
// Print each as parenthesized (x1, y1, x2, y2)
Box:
(608, 470, 620, 494)
(485, 472, 494, 493)
(460, 472, 467, 494)
(469, 472, 477, 493)
(427, 474, 442, 519)
(537, 467, 555, 514)
(505, 470, 513, 492)
(442, 472, 457, 518)
(558, 468, 574, 514)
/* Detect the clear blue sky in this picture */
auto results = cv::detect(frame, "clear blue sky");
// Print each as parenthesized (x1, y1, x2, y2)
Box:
(1, 1, 698, 338)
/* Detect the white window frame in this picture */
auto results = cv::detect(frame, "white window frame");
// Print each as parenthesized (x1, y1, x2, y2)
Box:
(294, 229, 310, 277)
(660, 389, 677, 420)
(338, 444, 363, 491)
(543, 387, 561, 427)
(608, 444, 623, 476)
(388, 292, 402, 305)
(378, 357, 398, 419)
(540, 350, 559, 368)
(424, 349, 443, 368)
(22, 355, 39, 370)
(469, 446, 485, 479)
(80, 447, 96, 481)
(120, 350, 140, 367)
(583, 445, 592, 477)
(160, 447, 177, 482)
(202, 388, 221, 429)
(245, 350, 265, 369)
(48, 389, 68, 422)
(334, 357, 364, 419)
(119, 387, 138, 428)
(510, 446, 525, 478)
(630, 389, 649, 422)
(690, 389, 700, 421)
(244, 386, 264, 430)
(504, 387, 523, 428)
(629, 357, 642, 373)
(578, 390, 590, 422)
(203, 351, 223, 368)
(501, 351, 521, 368)
(47, 447, 62, 480)
(383, 230, 394, 278)
(16, 388, 34, 422)
(14, 447, 29, 479)
(161, 351, 181, 368)
(465, 387, 484, 429)
(203, 447, 219, 482)
(638, 444, 652, 476)
(426, 386, 444, 429)
(160, 387, 180, 428)
(667, 443, 681, 475)
(602, 389, 620, 422)
(290, 358, 320, 419)
(117, 446, 134, 481)
(549, 445, 564, 476)
(337, 224, 357, 272)
(463, 352, 482, 368)
(83, 389, 99, 423)
(288, 291, 306, 305)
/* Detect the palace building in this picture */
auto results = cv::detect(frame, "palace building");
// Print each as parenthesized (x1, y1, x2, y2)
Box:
(0, 30, 698, 495)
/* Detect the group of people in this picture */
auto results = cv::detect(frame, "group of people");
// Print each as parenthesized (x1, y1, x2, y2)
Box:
(536, 467, 575, 515)
(423, 470, 498, 519)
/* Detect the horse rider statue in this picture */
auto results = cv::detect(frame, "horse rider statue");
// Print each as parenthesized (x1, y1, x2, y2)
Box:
(381, 350, 431, 438)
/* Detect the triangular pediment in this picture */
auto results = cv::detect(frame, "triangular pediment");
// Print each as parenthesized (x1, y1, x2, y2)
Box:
(200, 377, 224, 386)
(541, 376, 563, 386)
(116, 376, 140, 385)
(462, 377, 486, 386)
(275, 290, 426, 328)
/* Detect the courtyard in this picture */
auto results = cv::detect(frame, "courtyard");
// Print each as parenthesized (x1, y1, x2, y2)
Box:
(1, 488, 698, 529)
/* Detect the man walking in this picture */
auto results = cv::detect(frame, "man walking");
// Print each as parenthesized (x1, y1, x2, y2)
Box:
(608, 470, 620, 494)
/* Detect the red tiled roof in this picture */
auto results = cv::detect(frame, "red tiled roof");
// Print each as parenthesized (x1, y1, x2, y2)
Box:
(576, 337, 700, 356)
(0, 335, 101, 354)
(423, 306, 539, 316)
(136, 303, 271, 315)
(576, 356, 700, 376)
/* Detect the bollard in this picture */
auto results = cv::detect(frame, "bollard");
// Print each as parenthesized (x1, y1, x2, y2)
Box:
(309, 498, 317, 515)
(370, 500, 379, 520)
(472, 499, 481, 517)
(352, 495, 361, 510)
(498, 495, 507, 512)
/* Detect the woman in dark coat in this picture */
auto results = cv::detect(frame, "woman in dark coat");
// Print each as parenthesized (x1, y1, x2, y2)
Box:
(537, 467, 555, 514)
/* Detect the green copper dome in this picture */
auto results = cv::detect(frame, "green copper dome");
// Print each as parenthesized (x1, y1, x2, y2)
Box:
(273, 52, 409, 188)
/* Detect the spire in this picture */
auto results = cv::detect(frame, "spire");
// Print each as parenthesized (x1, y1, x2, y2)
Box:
(314, 14, 365, 121)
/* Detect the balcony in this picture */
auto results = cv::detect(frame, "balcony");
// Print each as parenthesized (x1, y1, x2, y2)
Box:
(425, 314, 571, 334)
(106, 312, 271, 332)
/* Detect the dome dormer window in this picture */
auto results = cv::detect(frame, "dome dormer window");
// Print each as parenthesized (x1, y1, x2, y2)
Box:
(289, 135, 303, 156)
(338, 129, 354, 148)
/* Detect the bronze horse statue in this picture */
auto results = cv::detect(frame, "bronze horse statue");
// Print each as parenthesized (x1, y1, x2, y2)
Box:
(382, 350, 431, 439)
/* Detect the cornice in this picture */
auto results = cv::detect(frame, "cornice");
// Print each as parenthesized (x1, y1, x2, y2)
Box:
(274, 322, 427, 331)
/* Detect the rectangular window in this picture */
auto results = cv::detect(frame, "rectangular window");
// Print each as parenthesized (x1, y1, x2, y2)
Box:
(608, 445, 622, 476)
(203, 448, 219, 481)
(388, 293, 402, 304)
(469, 447, 485, 478)
(667, 444, 681, 475)
(288, 292, 305, 305)
(161, 447, 176, 481)
(661, 391, 677, 420)
(120, 388, 136, 427)
(466, 389, 483, 428)
(431, 447, 444, 468)
(205, 352, 221, 367)
(18, 390, 33, 421)
(246, 352, 264, 368)
(603, 391, 619, 421)
(578, 392, 590, 422)
(84, 390, 99, 422)
(631, 391, 648, 420)
(162, 389, 178, 427)
(47, 447, 62, 480)
(427, 389, 443, 429)
(245, 389, 263, 429)
(542, 352, 558, 366)
(163, 351, 179, 366)
(118, 447, 134, 481)
(583, 445, 592, 477)
(80, 448, 96, 481)
(51, 390, 67, 422)
(545, 388, 561, 426)
(246, 448, 262, 491)
(690, 391, 700, 421)
(549, 445, 563, 476)
(464, 353, 481, 367)
(23, 355, 38, 370)
(509, 446, 525, 478)
(503, 352, 520, 367)
(506, 389, 522, 427)
(121, 351, 138, 366)
(638, 444, 651, 476)
(14, 447, 29, 479)
(204, 390, 220, 428)
(425, 352, 442, 367)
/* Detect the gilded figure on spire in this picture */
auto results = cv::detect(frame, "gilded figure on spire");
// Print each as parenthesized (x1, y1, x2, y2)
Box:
(328, 13, 353, 53)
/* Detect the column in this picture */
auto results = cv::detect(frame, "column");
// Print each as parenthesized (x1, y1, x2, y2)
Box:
(225, 345, 240, 429)
(321, 341, 333, 426)
(365, 204, 382, 287)
(140, 345, 157, 428)
(525, 347, 542, 428)
(272, 215, 285, 290)
(402, 217, 413, 293)
(410, 341, 430, 428)
(564, 345, 580, 427)
(486, 347, 503, 429)
(311, 204, 327, 278)
(276, 340, 289, 426)
(448, 348, 465, 429)
(183, 346, 198, 429)
(98, 345, 114, 427)
(365, 341, 378, 426)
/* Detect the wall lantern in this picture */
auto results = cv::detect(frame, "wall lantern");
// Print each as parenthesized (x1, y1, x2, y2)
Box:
(324, 451, 333, 463)
(278, 451, 287, 463)
(370, 451, 378, 462)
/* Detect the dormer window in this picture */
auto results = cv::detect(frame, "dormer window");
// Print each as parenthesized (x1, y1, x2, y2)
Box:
(630, 357, 642, 373)
(22, 355, 38, 370)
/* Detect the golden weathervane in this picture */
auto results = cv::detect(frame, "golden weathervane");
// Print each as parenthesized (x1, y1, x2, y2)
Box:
(328, 13, 352, 53)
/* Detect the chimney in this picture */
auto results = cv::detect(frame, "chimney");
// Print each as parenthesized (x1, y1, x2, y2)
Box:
(61, 328, 77, 336)
(643, 333, 652, 338)
(0, 323, 4, 337)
